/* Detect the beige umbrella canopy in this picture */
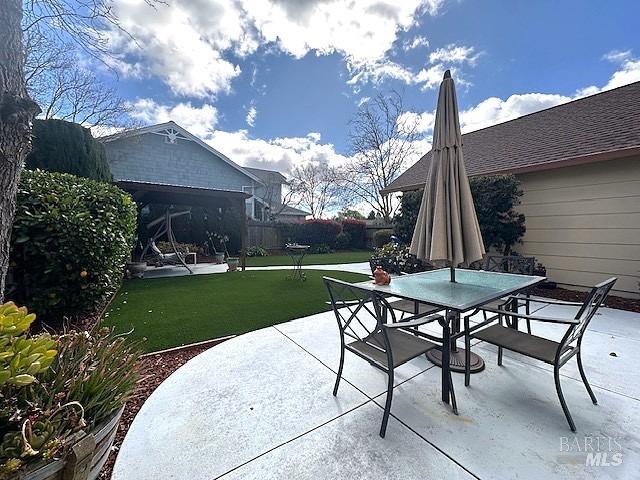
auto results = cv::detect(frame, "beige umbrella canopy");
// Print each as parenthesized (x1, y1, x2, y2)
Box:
(410, 70, 485, 281)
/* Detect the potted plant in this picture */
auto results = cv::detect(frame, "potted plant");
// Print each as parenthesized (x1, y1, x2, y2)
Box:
(206, 232, 229, 264)
(226, 257, 240, 272)
(0, 301, 140, 479)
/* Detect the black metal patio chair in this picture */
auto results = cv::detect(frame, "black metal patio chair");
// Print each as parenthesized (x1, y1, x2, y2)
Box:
(324, 277, 455, 437)
(369, 256, 442, 320)
(463, 277, 617, 432)
(480, 255, 536, 333)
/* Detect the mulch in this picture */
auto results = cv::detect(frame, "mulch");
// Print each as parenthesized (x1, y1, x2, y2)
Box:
(97, 286, 639, 479)
(530, 286, 640, 313)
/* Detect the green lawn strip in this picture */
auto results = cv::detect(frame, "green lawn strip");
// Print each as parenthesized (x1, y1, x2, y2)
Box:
(245, 250, 373, 267)
(102, 270, 368, 352)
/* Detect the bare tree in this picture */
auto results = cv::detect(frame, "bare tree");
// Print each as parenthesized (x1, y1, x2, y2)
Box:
(24, 28, 131, 128)
(341, 91, 421, 222)
(289, 163, 340, 219)
(0, 0, 144, 301)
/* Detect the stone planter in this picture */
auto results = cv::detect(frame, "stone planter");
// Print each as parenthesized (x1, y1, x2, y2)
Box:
(214, 253, 225, 264)
(22, 406, 124, 480)
(226, 257, 240, 272)
(125, 261, 146, 279)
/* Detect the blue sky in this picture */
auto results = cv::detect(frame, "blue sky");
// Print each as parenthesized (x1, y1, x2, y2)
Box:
(99, 0, 640, 173)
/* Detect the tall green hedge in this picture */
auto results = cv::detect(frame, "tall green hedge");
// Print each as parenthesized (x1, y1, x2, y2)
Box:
(26, 119, 112, 181)
(393, 175, 526, 254)
(9, 170, 136, 324)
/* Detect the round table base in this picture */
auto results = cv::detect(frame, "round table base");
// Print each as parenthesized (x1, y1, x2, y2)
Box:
(426, 348, 485, 373)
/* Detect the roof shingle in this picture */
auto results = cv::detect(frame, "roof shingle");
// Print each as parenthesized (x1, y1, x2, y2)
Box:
(384, 81, 640, 194)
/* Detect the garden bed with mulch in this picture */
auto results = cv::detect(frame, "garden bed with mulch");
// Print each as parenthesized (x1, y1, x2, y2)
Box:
(98, 338, 229, 479)
(531, 286, 640, 313)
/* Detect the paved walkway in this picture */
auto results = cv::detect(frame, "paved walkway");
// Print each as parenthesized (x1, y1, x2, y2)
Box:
(142, 261, 372, 278)
(113, 300, 640, 479)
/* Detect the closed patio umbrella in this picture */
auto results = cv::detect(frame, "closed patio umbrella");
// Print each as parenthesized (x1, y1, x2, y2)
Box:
(410, 70, 485, 281)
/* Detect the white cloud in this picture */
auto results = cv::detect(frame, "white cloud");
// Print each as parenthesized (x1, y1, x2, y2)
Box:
(398, 110, 436, 134)
(401, 50, 640, 137)
(402, 35, 429, 51)
(128, 99, 218, 139)
(347, 43, 477, 90)
(428, 44, 480, 65)
(459, 93, 571, 132)
(246, 106, 257, 127)
(107, 0, 445, 98)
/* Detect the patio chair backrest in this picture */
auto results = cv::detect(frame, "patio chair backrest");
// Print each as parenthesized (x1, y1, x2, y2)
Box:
(369, 256, 401, 275)
(484, 255, 535, 276)
(324, 277, 397, 358)
(560, 277, 617, 353)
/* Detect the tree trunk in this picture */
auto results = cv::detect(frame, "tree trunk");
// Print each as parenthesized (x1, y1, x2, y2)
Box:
(0, 0, 41, 302)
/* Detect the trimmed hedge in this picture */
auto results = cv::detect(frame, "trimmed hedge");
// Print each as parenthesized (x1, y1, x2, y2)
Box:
(373, 229, 394, 248)
(280, 219, 342, 247)
(341, 219, 366, 249)
(9, 170, 137, 324)
(26, 119, 112, 181)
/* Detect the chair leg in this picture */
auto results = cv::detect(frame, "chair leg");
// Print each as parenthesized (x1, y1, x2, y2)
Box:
(449, 369, 458, 415)
(554, 365, 576, 432)
(380, 368, 394, 438)
(498, 346, 503, 366)
(333, 344, 345, 396)
(577, 351, 598, 405)
(526, 319, 532, 335)
(464, 328, 471, 386)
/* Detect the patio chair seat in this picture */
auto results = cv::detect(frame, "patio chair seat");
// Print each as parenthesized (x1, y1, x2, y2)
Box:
(389, 299, 441, 316)
(473, 324, 566, 364)
(347, 330, 438, 369)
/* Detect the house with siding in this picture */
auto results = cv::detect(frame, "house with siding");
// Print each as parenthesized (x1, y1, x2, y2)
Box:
(383, 81, 640, 298)
(100, 121, 306, 223)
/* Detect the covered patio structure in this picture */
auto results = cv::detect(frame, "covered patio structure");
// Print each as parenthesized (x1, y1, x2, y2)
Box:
(117, 180, 251, 270)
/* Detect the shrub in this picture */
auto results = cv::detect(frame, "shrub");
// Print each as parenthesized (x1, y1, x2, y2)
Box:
(0, 302, 140, 475)
(246, 246, 268, 257)
(26, 119, 112, 181)
(393, 190, 422, 244)
(469, 175, 526, 254)
(280, 219, 342, 247)
(373, 229, 394, 248)
(311, 243, 332, 254)
(374, 242, 427, 274)
(9, 170, 137, 325)
(335, 231, 352, 250)
(393, 175, 526, 254)
(341, 219, 366, 249)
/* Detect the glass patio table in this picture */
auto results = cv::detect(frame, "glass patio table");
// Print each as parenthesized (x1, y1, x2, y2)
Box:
(355, 268, 546, 409)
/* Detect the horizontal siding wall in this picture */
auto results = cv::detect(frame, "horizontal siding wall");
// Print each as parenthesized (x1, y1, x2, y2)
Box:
(516, 156, 640, 298)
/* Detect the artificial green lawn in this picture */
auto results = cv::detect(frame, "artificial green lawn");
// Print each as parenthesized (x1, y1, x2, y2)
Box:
(102, 270, 368, 352)
(245, 249, 372, 267)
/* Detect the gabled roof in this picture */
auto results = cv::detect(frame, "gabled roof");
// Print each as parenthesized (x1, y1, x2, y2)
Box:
(244, 167, 288, 184)
(384, 81, 640, 194)
(278, 205, 310, 216)
(99, 121, 263, 184)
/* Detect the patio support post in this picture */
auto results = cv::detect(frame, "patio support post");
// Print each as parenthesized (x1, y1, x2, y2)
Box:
(238, 199, 248, 271)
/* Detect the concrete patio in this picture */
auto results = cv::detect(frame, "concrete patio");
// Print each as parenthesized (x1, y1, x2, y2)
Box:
(112, 299, 640, 479)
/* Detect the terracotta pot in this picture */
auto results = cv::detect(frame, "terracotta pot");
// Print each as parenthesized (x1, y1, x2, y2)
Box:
(373, 265, 391, 285)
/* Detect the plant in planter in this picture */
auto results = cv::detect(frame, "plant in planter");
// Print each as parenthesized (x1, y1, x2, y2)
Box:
(205, 232, 229, 264)
(0, 301, 141, 478)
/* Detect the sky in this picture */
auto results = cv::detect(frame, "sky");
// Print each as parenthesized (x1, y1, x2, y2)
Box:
(95, 0, 640, 174)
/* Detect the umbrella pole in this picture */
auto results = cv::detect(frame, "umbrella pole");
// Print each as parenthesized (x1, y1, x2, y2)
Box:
(450, 265, 456, 282)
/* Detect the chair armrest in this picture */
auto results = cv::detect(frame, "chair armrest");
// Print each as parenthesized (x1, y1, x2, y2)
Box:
(481, 307, 579, 325)
(502, 295, 584, 308)
(384, 314, 443, 329)
(324, 300, 362, 306)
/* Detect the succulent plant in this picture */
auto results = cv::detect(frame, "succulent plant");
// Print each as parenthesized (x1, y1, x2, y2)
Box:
(0, 302, 57, 387)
